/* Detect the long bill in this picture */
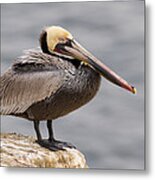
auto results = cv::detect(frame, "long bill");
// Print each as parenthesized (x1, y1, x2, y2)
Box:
(56, 39, 137, 94)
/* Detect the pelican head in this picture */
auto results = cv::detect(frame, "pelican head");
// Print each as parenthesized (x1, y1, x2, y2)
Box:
(40, 26, 136, 94)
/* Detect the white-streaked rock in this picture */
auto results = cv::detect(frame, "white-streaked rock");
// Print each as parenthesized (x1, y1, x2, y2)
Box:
(0, 133, 88, 168)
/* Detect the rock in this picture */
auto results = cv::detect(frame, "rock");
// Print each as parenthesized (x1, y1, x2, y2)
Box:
(0, 133, 88, 168)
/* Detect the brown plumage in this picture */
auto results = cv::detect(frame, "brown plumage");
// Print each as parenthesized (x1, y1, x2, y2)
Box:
(1, 26, 136, 150)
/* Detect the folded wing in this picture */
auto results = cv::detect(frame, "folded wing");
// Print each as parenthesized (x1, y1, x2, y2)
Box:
(0, 60, 64, 115)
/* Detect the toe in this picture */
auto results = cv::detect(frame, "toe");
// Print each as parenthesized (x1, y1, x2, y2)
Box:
(53, 140, 76, 149)
(36, 139, 76, 151)
(63, 142, 76, 149)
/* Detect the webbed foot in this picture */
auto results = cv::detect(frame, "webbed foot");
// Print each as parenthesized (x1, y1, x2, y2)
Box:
(36, 139, 76, 151)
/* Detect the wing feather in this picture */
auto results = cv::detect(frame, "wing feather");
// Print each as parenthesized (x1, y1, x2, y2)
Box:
(0, 65, 64, 115)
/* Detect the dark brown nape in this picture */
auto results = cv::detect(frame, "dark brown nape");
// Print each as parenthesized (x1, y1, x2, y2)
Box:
(39, 30, 51, 54)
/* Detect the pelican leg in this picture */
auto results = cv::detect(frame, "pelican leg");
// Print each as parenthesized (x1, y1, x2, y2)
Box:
(33, 120, 62, 151)
(46, 120, 76, 150)
(33, 120, 42, 141)
(33, 120, 75, 151)
(47, 120, 54, 141)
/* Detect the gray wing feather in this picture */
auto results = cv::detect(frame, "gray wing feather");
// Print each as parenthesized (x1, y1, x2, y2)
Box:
(0, 67, 64, 115)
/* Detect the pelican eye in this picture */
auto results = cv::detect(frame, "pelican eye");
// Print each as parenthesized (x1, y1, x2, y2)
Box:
(64, 39, 73, 47)
(54, 39, 73, 53)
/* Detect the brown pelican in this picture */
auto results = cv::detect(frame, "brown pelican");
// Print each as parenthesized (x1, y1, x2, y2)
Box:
(0, 26, 136, 151)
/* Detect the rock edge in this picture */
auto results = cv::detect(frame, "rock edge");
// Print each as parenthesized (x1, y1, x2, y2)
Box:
(0, 133, 88, 168)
